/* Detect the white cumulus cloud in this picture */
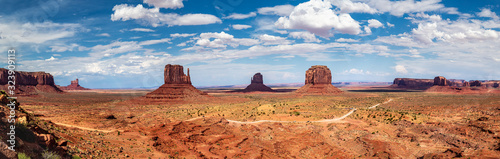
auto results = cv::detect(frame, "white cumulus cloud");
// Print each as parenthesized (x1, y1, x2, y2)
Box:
(363, 0, 450, 17)
(143, 0, 184, 9)
(275, 0, 361, 38)
(394, 65, 408, 74)
(331, 0, 378, 14)
(224, 12, 257, 19)
(258, 4, 295, 16)
(192, 31, 260, 49)
(335, 38, 359, 42)
(232, 24, 252, 30)
(343, 68, 371, 75)
(111, 4, 221, 27)
(288, 31, 321, 42)
(258, 34, 294, 45)
(477, 8, 499, 20)
(367, 19, 384, 28)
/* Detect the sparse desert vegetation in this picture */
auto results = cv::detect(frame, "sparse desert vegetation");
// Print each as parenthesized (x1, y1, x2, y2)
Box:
(2, 87, 498, 158)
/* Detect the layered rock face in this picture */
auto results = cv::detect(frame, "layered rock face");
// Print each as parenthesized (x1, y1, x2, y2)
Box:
(243, 73, 274, 92)
(391, 78, 434, 89)
(433, 76, 448, 86)
(295, 65, 342, 94)
(59, 79, 90, 90)
(0, 68, 55, 85)
(305, 65, 332, 84)
(145, 64, 207, 99)
(164, 64, 191, 84)
(0, 68, 62, 94)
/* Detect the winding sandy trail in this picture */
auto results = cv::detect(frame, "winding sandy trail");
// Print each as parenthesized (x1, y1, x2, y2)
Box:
(368, 98, 393, 109)
(226, 98, 393, 124)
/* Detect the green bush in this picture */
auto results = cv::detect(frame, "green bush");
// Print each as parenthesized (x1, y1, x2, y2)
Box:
(42, 150, 61, 159)
(18, 153, 31, 159)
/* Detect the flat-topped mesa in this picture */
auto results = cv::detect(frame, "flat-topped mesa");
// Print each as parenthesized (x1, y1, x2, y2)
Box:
(243, 73, 274, 92)
(251, 73, 264, 84)
(0, 68, 55, 85)
(0, 68, 62, 94)
(433, 76, 448, 86)
(305, 65, 332, 84)
(145, 64, 207, 100)
(296, 65, 342, 94)
(164, 64, 191, 84)
(391, 78, 434, 89)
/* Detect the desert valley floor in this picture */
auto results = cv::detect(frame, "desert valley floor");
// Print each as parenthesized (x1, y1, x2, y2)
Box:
(2, 86, 500, 158)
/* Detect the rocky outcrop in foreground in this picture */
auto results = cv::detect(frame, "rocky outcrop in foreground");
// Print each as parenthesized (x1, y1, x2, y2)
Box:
(243, 73, 274, 92)
(295, 65, 342, 94)
(0, 68, 62, 95)
(145, 64, 207, 99)
(59, 79, 90, 90)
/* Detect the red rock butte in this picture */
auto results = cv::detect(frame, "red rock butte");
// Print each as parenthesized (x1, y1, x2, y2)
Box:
(59, 79, 90, 90)
(145, 64, 207, 99)
(295, 65, 342, 94)
(0, 68, 62, 95)
(243, 73, 274, 92)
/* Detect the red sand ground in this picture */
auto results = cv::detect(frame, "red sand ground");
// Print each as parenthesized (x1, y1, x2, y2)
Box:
(3, 86, 500, 158)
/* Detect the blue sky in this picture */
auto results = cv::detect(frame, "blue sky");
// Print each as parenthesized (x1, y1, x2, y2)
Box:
(1, 0, 499, 88)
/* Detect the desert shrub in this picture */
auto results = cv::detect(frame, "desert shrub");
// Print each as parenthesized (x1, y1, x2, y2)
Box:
(15, 123, 36, 143)
(18, 153, 31, 159)
(42, 150, 61, 159)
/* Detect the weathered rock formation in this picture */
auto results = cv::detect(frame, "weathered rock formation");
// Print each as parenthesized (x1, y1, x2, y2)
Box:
(392, 77, 466, 89)
(305, 66, 332, 84)
(164, 65, 191, 84)
(295, 65, 342, 94)
(476, 80, 500, 88)
(243, 73, 274, 92)
(59, 79, 90, 90)
(433, 76, 448, 86)
(145, 64, 207, 99)
(0, 68, 62, 95)
(470, 80, 482, 87)
(391, 78, 434, 89)
(447, 79, 465, 87)
(463, 81, 470, 87)
(426, 76, 494, 93)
